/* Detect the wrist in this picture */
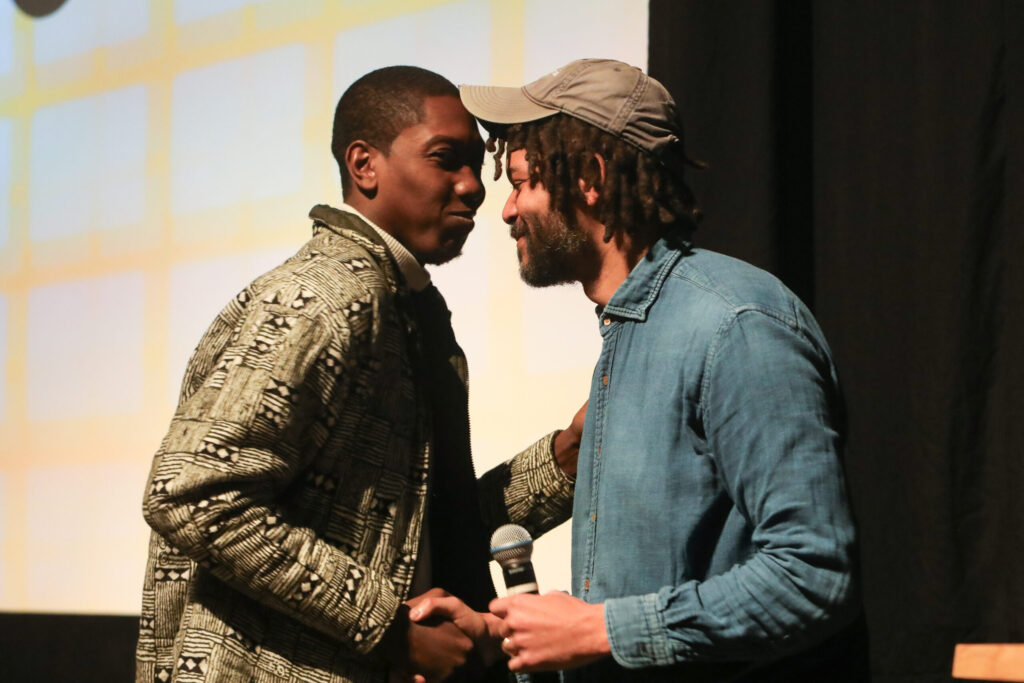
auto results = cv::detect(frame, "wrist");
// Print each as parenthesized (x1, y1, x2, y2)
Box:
(552, 429, 580, 477)
(588, 603, 611, 657)
(375, 604, 411, 664)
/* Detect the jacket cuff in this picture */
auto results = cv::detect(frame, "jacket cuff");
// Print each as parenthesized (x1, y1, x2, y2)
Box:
(522, 430, 577, 509)
(542, 429, 577, 486)
(338, 568, 402, 654)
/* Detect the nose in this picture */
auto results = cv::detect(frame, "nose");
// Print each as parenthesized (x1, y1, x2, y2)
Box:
(454, 165, 485, 210)
(501, 190, 517, 225)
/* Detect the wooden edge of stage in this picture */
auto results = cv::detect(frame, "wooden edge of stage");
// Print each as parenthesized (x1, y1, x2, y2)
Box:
(953, 644, 1024, 681)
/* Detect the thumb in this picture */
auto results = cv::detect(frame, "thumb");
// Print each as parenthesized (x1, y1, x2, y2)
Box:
(408, 596, 460, 622)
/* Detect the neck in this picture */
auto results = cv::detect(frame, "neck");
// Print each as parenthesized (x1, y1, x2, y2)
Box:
(580, 223, 653, 307)
(344, 192, 388, 232)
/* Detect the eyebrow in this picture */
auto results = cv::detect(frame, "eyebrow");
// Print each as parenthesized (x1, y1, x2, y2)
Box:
(506, 160, 528, 179)
(422, 134, 482, 148)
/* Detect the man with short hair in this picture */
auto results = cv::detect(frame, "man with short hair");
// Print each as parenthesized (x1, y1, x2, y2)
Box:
(136, 65, 578, 683)
(457, 59, 865, 680)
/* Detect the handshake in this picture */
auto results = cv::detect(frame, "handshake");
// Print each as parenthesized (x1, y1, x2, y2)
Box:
(377, 587, 610, 682)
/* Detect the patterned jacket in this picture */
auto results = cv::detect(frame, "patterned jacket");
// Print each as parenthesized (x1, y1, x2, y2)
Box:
(136, 206, 574, 683)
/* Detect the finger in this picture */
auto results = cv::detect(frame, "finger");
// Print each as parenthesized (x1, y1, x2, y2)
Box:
(509, 653, 547, 674)
(409, 596, 464, 622)
(407, 598, 434, 622)
(481, 612, 506, 639)
(489, 597, 510, 617)
(412, 676, 426, 683)
(496, 620, 513, 639)
(500, 636, 523, 662)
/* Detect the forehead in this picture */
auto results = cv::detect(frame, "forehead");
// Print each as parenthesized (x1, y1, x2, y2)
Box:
(395, 95, 480, 147)
(506, 148, 528, 174)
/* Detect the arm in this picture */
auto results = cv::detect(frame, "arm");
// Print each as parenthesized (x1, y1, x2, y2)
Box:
(552, 400, 587, 477)
(143, 282, 401, 653)
(489, 309, 858, 671)
(602, 307, 858, 667)
(403, 404, 583, 672)
(476, 401, 583, 539)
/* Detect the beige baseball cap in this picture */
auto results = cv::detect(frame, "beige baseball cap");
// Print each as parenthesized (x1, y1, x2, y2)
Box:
(459, 58, 697, 168)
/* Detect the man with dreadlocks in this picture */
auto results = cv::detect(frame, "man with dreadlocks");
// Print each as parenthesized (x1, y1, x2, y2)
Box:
(414, 59, 865, 681)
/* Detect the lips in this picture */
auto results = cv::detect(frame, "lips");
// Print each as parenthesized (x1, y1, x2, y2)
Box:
(446, 213, 475, 232)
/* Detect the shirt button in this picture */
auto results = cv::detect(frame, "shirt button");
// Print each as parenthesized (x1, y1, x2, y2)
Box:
(584, 579, 590, 590)
(591, 512, 596, 523)
(603, 317, 611, 326)
(602, 375, 609, 386)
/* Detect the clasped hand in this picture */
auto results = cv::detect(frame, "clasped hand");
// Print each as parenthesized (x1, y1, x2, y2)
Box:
(409, 590, 610, 676)
(382, 587, 503, 683)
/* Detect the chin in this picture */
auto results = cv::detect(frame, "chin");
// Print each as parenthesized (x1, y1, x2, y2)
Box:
(420, 245, 464, 266)
(519, 267, 574, 288)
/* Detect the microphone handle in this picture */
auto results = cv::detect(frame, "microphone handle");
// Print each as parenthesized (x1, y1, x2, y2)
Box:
(502, 560, 538, 595)
(500, 559, 559, 683)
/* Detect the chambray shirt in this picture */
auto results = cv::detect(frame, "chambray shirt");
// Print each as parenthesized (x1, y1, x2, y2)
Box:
(567, 238, 858, 681)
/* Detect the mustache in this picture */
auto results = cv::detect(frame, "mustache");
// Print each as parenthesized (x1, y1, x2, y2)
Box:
(510, 220, 529, 240)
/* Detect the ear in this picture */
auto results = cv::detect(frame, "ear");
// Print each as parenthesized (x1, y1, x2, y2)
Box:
(577, 152, 606, 207)
(345, 140, 379, 194)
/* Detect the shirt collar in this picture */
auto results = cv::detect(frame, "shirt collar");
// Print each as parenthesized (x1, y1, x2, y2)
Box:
(601, 237, 689, 322)
(339, 202, 431, 292)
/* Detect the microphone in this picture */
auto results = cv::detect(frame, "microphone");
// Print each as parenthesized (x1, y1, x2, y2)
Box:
(490, 524, 538, 595)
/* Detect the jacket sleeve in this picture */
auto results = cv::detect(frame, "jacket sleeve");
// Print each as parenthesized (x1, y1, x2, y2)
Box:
(477, 431, 575, 540)
(142, 281, 401, 654)
(603, 307, 859, 668)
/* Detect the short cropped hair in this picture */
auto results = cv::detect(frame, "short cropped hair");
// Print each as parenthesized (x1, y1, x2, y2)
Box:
(490, 114, 701, 243)
(332, 66, 459, 191)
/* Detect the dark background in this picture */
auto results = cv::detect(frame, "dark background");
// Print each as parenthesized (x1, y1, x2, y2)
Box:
(2, 1, 1021, 681)
(650, 1, 1023, 681)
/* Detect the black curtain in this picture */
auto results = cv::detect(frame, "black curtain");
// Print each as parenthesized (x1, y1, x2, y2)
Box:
(649, 1, 1024, 681)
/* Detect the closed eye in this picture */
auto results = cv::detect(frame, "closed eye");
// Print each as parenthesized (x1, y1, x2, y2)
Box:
(429, 148, 458, 168)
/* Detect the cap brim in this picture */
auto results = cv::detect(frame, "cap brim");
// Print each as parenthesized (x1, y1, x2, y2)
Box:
(459, 84, 557, 132)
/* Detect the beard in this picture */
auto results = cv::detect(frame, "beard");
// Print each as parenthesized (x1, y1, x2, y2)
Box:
(513, 210, 598, 287)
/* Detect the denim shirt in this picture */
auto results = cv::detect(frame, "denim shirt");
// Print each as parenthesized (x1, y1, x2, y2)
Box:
(567, 238, 858, 680)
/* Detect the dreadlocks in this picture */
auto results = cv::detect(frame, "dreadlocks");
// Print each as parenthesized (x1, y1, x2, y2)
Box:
(488, 114, 702, 243)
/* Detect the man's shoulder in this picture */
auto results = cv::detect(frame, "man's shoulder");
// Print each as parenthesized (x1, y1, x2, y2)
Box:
(665, 248, 805, 323)
(234, 217, 397, 326)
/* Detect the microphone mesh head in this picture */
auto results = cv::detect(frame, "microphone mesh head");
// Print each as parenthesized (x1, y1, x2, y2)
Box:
(490, 524, 533, 567)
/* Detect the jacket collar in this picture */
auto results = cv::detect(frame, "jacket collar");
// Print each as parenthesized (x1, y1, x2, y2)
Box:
(309, 203, 385, 246)
(601, 236, 689, 322)
(337, 202, 431, 291)
(308, 203, 408, 288)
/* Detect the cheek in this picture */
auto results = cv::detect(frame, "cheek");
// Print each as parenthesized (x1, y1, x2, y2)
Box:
(520, 198, 547, 225)
(522, 187, 552, 214)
